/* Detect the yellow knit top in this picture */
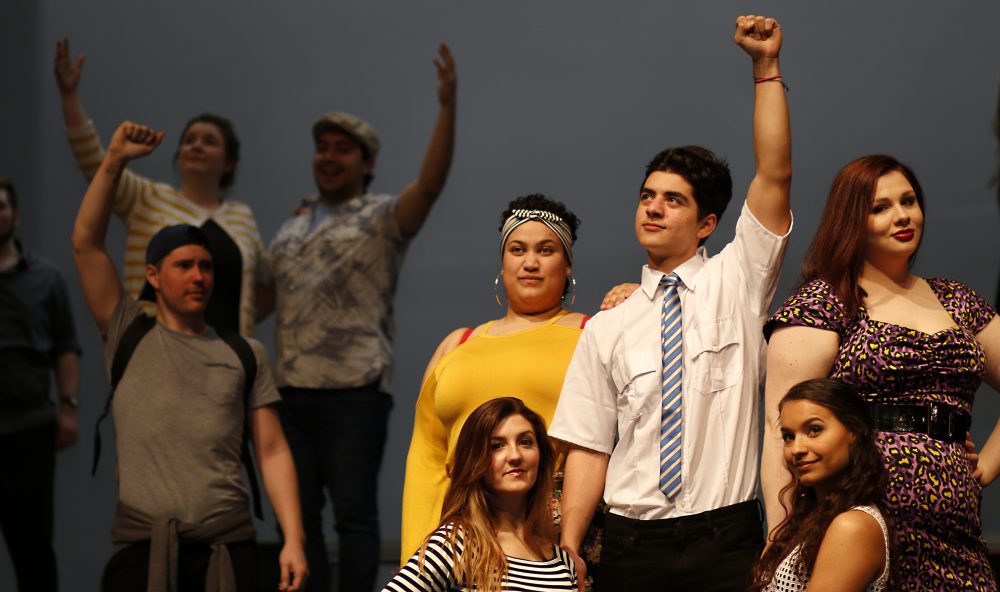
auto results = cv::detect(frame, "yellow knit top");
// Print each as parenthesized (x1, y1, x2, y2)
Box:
(400, 312, 584, 564)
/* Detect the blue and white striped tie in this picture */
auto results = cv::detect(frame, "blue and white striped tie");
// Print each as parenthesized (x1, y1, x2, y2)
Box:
(659, 273, 683, 498)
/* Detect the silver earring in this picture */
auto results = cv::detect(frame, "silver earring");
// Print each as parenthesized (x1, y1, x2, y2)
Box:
(494, 271, 506, 307)
(561, 276, 577, 306)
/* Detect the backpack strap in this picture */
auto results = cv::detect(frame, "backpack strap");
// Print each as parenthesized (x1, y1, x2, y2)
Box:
(92, 313, 156, 476)
(217, 329, 263, 520)
(92, 315, 265, 521)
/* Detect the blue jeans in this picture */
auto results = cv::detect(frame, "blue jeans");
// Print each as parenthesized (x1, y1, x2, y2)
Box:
(278, 385, 392, 592)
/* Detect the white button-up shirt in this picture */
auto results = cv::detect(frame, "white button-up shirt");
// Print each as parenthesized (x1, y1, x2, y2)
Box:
(549, 202, 790, 519)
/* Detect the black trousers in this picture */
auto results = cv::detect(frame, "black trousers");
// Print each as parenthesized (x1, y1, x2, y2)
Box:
(0, 421, 57, 592)
(597, 500, 764, 592)
(101, 539, 259, 591)
(278, 385, 392, 592)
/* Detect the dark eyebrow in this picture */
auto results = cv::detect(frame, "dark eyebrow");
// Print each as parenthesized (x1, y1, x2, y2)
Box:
(639, 188, 690, 203)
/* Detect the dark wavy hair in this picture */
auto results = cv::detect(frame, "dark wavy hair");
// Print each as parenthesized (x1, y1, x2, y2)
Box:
(173, 113, 241, 189)
(750, 379, 893, 590)
(802, 155, 925, 313)
(499, 194, 581, 296)
(643, 146, 732, 246)
(418, 397, 555, 592)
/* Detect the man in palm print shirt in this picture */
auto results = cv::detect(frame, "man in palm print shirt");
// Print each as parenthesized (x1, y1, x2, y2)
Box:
(260, 45, 456, 592)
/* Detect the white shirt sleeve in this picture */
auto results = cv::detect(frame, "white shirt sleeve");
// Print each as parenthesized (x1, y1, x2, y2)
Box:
(549, 319, 619, 455)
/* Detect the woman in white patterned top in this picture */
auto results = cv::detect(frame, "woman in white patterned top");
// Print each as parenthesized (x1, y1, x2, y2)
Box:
(385, 397, 576, 592)
(54, 39, 265, 336)
(751, 379, 892, 592)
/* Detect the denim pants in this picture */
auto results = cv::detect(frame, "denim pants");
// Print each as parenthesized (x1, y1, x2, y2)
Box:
(278, 385, 392, 592)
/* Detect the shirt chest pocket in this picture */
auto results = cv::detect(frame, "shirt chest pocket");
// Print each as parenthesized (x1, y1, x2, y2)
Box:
(200, 363, 244, 406)
(613, 348, 661, 419)
(688, 317, 742, 395)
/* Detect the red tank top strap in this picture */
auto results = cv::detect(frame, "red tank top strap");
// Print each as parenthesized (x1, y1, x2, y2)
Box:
(580, 315, 592, 328)
(458, 327, 475, 345)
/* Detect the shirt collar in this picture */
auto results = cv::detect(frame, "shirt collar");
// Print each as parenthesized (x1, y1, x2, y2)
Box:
(0, 239, 29, 274)
(638, 247, 708, 299)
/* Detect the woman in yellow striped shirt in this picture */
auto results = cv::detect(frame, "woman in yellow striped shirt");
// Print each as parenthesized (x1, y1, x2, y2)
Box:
(54, 39, 264, 336)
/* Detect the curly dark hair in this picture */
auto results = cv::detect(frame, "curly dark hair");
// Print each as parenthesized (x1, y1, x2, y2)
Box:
(173, 113, 241, 189)
(750, 378, 894, 590)
(498, 194, 580, 297)
(498, 194, 581, 242)
(643, 146, 732, 246)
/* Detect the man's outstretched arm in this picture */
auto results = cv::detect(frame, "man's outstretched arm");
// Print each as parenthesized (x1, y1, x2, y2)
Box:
(734, 15, 792, 236)
(395, 43, 457, 238)
(71, 122, 163, 332)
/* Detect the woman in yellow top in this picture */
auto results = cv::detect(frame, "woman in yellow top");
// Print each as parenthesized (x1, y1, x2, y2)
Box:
(401, 194, 587, 564)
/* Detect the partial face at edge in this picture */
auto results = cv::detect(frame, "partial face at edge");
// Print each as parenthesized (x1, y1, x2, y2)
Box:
(0, 189, 18, 245)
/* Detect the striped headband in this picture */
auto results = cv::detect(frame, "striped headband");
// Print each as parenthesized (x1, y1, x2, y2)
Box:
(500, 208, 574, 264)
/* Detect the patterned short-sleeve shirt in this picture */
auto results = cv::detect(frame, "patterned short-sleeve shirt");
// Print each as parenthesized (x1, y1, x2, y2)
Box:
(265, 193, 409, 392)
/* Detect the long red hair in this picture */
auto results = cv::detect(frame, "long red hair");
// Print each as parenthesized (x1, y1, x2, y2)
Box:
(802, 155, 925, 312)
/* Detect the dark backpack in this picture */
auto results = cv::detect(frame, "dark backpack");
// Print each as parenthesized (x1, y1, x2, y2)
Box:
(92, 313, 264, 519)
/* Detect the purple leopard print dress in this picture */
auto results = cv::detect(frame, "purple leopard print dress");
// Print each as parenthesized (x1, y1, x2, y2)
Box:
(766, 277, 998, 591)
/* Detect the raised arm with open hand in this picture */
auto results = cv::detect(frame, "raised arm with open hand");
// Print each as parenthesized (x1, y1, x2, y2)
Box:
(54, 38, 89, 129)
(395, 43, 457, 238)
(71, 122, 164, 332)
(436, 43, 457, 108)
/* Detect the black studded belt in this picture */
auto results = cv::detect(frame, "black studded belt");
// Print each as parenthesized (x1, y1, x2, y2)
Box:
(868, 401, 970, 444)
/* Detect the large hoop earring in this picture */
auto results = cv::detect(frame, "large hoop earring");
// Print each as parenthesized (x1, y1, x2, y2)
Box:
(562, 276, 576, 306)
(494, 271, 506, 307)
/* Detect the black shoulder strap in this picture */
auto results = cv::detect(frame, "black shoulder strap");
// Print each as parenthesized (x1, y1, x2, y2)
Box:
(217, 329, 263, 520)
(92, 318, 264, 521)
(92, 313, 156, 476)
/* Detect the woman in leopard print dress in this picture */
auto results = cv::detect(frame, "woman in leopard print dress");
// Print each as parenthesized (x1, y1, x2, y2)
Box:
(763, 155, 1000, 591)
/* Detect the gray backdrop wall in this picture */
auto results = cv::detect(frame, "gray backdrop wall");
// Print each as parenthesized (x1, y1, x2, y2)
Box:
(2, 0, 999, 589)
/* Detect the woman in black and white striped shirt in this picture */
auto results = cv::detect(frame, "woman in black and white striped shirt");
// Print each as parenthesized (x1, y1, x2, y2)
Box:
(384, 397, 576, 592)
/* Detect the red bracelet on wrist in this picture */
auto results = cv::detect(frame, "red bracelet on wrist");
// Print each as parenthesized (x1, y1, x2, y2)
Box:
(754, 74, 789, 92)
